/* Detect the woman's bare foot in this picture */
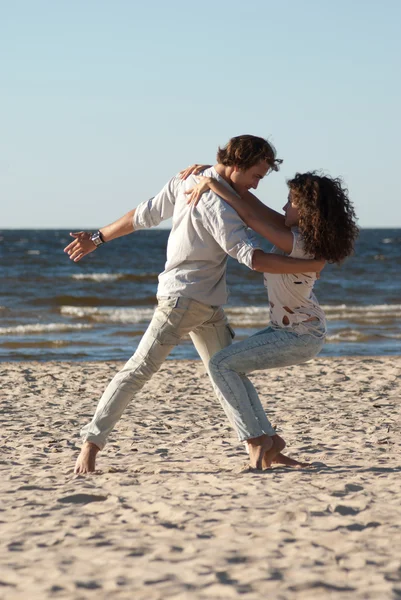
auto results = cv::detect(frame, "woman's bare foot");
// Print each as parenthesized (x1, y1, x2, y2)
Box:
(247, 434, 273, 470)
(271, 452, 310, 469)
(74, 442, 100, 474)
(261, 434, 286, 469)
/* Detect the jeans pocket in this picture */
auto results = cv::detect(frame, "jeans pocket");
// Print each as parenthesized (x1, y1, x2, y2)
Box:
(152, 299, 187, 346)
(157, 297, 179, 311)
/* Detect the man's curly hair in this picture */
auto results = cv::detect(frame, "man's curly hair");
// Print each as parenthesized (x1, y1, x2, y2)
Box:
(288, 172, 358, 263)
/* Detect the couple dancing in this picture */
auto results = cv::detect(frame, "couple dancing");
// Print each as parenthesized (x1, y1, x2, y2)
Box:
(65, 135, 358, 473)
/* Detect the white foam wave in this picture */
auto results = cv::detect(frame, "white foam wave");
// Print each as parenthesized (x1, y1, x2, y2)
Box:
(321, 304, 401, 313)
(326, 330, 366, 342)
(321, 304, 401, 322)
(0, 323, 92, 335)
(226, 306, 270, 326)
(72, 273, 123, 282)
(61, 306, 155, 323)
(228, 304, 401, 325)
(59, 303, 401, 328)
(327, 330, 401, 342)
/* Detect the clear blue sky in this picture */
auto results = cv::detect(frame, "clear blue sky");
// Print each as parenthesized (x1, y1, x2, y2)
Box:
(2, 0, 401, 228)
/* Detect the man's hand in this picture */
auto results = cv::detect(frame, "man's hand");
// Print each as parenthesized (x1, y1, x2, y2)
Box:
(64, 232, 97, 262)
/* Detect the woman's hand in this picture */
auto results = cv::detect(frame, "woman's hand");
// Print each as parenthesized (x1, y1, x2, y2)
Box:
(184, 176, 213, 207)
(64, 231, 96, 262)
(179, 164, 211, 180)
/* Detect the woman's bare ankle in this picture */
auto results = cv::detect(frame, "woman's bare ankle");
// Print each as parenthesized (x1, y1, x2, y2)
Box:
(247, 435, 273, 470)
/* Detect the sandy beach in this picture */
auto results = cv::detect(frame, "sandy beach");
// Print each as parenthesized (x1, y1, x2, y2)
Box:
(1, 356, 400, 599)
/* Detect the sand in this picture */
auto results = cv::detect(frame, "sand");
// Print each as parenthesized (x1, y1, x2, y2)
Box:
(1, 356, 400, 599)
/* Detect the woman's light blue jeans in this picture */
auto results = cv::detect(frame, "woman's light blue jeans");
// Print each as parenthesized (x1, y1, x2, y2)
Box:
(208, 324, 325, 442)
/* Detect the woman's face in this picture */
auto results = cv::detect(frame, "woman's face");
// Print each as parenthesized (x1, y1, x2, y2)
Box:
(283, 191, 300, 227)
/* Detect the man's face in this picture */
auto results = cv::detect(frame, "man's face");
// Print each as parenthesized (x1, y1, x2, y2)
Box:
(283, 191, 300, 227)
(231, 160, 270, 191)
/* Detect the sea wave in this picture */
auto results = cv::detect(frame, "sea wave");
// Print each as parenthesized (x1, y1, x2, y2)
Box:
(59, 303, 401, 327)
(321, 304, 401, 324)
(37, 295, 156, 307)
(321, 304, 401, 313)
(227, 304, 401, 326)
(226, 306, 270, 327)
(72, 273, 122, 282)
(1, 340, 77, 348)
(71, 272, 159, 282)
(0, 323, 92, 335)
(382, 237, 401, 244)
(62, 305, 269, 327)
(326, 329, 401, 343)
(61, 306, 155, 323)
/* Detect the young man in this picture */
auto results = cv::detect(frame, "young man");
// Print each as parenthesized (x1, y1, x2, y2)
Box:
(66, 135, 324, 473)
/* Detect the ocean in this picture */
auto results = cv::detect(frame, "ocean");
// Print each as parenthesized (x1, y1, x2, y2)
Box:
(0, 229, 400, 361)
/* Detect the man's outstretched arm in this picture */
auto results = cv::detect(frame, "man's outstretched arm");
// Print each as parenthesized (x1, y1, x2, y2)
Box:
(64, 175, 179, 262)
(64, 208, 137, 262)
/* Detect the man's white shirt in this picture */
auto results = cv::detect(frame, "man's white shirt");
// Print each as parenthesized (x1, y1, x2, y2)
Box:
(133, 167, 261, 306)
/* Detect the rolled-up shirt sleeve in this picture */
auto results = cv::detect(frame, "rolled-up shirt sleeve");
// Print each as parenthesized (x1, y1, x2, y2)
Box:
(133, 176, 178, 230)
(204, 203, 261, 270)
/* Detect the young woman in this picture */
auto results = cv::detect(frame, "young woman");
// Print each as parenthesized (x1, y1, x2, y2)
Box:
(180, 166, 358, 469)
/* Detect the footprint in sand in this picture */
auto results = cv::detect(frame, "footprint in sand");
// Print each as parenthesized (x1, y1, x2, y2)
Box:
(57, 494, 108, 504)
(332, 483, 364, 497)
(75, 580, 102, 589)
(345, 521, 381, 531)
(334, 504, 361, 516)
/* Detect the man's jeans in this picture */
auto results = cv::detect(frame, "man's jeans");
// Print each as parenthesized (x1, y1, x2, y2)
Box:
(81, 296, 234, 449)
(208, 325, 326, 442)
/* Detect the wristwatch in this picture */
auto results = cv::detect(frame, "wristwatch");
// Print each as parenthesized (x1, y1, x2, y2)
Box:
(90, 231, 105, 247)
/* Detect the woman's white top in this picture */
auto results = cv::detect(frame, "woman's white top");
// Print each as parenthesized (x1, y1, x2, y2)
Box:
(263, 228, 327, 336)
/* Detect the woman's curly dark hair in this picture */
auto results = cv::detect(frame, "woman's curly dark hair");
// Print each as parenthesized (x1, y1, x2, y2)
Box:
(287, 171, 359, 263)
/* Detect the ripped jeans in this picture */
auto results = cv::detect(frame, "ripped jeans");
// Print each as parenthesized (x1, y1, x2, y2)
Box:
(80, 296, 235, 449)
(208, 324, 326, 442)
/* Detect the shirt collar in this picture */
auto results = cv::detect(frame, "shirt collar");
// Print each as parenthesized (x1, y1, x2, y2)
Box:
(209, 167, 241, 198)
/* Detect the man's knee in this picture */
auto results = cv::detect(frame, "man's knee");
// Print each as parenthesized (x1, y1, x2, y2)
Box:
(121, 347, 169, 384)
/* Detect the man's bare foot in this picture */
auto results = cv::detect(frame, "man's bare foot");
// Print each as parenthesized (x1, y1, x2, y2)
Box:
(261, 434, 286, 469)
(271, 452, 310, 469)
(247, 434, 273, 470)
(74, 442, 100, 474)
